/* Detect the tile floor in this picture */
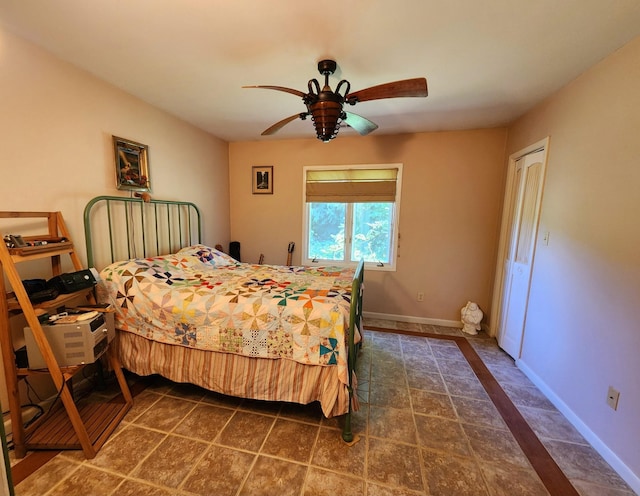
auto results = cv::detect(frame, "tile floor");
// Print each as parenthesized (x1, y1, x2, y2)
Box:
(10, 320, 637, 496)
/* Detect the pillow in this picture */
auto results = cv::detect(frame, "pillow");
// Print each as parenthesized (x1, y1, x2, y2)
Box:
(177, 245, 237, 267)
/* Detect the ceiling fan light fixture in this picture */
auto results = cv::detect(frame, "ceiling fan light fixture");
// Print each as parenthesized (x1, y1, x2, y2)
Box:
(310, 102, 343, 143)
(309, 95, 344, 142)
(244, 60, 427, 141)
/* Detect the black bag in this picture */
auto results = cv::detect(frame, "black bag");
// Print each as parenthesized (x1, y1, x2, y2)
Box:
(229, 241, 241, 262)
(22, 279, 59, 303)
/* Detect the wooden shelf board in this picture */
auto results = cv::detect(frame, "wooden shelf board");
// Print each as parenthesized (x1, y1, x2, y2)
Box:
(9, 242, 74, 259)
(6, 287, 94, 312)
(17, 365, 83, 379)
(25, 402, 129, 451)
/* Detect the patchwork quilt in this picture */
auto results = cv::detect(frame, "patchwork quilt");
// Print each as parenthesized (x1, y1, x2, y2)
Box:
(98, 245, 356, 385)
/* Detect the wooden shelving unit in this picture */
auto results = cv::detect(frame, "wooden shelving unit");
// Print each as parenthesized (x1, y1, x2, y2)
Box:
(0, 211, 132, 459)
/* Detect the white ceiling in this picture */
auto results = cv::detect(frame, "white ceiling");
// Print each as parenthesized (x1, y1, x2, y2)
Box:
(2, 0, 640, 143)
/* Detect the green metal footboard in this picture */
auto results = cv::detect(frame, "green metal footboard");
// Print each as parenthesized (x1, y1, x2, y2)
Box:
(83, 195, 201, 269)
(342, 259, 365, 443)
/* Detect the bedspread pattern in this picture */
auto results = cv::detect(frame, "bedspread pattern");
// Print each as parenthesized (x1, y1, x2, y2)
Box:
(98, 246, 355, 384)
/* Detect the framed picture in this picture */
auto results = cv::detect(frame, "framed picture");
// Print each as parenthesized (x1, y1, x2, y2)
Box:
(113, 136, 151, 191)
(252, 165, 273, 194)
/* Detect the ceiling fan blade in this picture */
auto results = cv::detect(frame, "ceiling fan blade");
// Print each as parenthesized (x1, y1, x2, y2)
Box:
(243, 85, 307, 98)
(343, 111, 379, 136)
(346, 78, 428, 104)
(261, 114, 305, 136)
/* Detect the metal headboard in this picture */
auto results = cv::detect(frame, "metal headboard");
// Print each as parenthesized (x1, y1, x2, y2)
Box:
(83, 195, 202, 269)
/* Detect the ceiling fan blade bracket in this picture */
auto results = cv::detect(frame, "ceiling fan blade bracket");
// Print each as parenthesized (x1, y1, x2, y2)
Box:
(335, 80, 350, 99)
(308, 79, 321, 96)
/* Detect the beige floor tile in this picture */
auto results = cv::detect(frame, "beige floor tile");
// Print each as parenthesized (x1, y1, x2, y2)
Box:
(517, 406, 587, 444)
(11, 321, 632, 496)
(172, 403, 235, 441)
(435, 357, 476, 379)
(413, 414, 471, 456)
(479, 462, 549, 496)
(409, 389, 456, 419)
(368, 405, 418, 444)
(369, 381, 412, 409)
(449, 395, 508, 430)
(261, 418, 319, 462)
(365, 483, 427, 496)
(115, 479, 179, 496)
(441, 373, 489, 400)
(462, 423, 531, 469)
(239, 456, 307, 496)
(181, 444, 255, 496)
(421, 448, 490, 496)
(312, 426, 366, 477)
(367, 438, 424, 492)
(132, 395, 197, 432)
(501, 382, 556, 410)
(216, 410, 276, 452)
(14, 456, 81, 496)
(542, 439, 632, 491)
(47, 465, 124, 496)
(405, 367, 447, 392)
(122, 389, 162, 421)
(303, 467, 365, 496)
(131, 434, 208, 488)
(570, 479, 637, 496)
(87, 424, 166, 475)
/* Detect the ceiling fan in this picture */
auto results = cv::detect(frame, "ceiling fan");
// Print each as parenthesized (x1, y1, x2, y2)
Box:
(244, 59, 428, 142)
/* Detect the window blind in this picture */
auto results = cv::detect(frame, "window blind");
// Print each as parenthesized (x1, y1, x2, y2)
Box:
(305, 168, 398, 202)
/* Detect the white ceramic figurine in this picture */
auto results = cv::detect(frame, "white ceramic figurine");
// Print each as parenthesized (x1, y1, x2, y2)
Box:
(461, 301, 483, 335)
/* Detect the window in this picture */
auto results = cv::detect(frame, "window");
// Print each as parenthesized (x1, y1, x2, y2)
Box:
(302, 165, 402, 270)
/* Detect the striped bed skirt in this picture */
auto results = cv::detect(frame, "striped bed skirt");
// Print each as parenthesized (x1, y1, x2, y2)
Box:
(116, 330, 350, 418)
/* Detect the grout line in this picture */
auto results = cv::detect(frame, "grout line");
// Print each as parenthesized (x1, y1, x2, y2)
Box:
(15, 328, 589, 495)
(368, 326, 580, 496)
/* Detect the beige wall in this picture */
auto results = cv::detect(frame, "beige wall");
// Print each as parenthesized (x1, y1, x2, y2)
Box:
(229, 129, 507, 323)
(0, 28, 230, 410)
(5, 15, 637, 490)
(506, 36, 640, 487)
(0, 27, 230, 261)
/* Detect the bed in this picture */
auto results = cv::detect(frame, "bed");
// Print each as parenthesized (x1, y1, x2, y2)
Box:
(83, 196, 364, 442)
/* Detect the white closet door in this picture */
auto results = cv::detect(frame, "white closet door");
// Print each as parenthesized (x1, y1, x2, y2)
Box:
(498, 150, 545, 359)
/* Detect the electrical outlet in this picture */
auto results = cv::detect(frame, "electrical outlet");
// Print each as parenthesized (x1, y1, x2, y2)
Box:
(606, 386, 620, 410)
(417, 291, 424, 302)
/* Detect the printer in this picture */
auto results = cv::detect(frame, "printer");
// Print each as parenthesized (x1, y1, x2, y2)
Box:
(24, 312, 115, 369)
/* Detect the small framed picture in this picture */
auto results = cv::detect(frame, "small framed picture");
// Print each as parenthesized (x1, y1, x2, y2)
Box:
(113, 136, 151, 192)
(252, 165, 273, 194)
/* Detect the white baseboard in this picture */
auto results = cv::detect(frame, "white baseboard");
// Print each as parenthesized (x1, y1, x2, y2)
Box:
(364, 311, 463, 329)
(363, 311, 493, 334)
(516, 359, 640, 494)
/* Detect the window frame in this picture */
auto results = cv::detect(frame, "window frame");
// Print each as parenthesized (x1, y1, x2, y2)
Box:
(302, 163, 402, 272)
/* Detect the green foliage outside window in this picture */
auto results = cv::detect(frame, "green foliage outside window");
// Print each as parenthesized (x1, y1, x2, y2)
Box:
(308, 202, 393, 263)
